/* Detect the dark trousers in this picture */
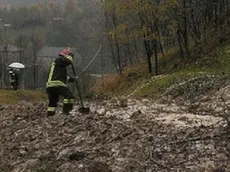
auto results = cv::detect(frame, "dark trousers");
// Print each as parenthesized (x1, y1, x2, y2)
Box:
(46, 86, 74, 116)
(10, 75, 18, 90)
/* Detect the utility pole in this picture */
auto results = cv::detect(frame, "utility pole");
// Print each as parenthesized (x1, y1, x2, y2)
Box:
(1, 23, 11, 88)
(32, 34, 37, 90)
(4, 45, 8, 88)
(1, 46, 6, 88)
(19, 33, 22, 62)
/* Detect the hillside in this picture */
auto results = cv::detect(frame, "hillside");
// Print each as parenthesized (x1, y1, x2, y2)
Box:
(93, 36, 230, 100)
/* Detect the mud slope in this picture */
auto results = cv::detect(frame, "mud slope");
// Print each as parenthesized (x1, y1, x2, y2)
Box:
(0, 85, 229, 172)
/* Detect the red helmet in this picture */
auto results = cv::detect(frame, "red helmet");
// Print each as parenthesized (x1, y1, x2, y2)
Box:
(59, 47, 73, 57)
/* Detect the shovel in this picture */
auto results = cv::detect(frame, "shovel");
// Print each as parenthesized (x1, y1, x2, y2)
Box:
(71, 64, 90, 114)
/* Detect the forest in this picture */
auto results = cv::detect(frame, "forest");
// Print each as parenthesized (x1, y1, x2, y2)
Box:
(0, 0, 229, 88)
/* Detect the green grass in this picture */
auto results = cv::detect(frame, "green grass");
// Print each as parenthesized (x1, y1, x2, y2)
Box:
(134, 71, 212, 98)
(0, 90, 47, 104)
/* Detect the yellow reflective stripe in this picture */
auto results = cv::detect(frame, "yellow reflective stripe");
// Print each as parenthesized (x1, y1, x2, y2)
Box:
(65, 55, 73, 62)
(48, 62, 55, 82)
(46, 62, 68, 88)
(48, 107, 56, 112)
(64, 99, 69, 104)
(46, 80, 67, 88)
(69, 99, 74, 103)
(63, 99, 74, 104)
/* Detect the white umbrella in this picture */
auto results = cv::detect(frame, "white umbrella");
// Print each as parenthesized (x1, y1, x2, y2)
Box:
(9, 62, 25, 69)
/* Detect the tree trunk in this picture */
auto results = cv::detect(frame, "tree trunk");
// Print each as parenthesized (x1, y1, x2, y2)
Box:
(108, 38, 119, 74)
(138, 11, 152, 73)
(104, 11, 119, 74)
(182, 0, 190, 57)
(126, 43, 133, 65)
(111, 11, 122, 75)
(155, 19, 164, 58)
(101, 47, 104, 86)
(154, 39, 158, 75)
(115, 41, 122, 75)
(177, 28, 185, 58)
(144, 38, 152, 74)
(133, 38, 140, 63)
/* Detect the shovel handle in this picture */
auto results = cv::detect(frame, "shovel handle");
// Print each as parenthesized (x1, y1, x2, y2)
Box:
(71, 64, 84, 108)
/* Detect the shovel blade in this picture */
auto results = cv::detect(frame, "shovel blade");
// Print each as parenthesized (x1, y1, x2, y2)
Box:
(78, 107, 90, 114)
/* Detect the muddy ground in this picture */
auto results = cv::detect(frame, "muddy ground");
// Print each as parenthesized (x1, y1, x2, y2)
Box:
(0, 77, 229, 172)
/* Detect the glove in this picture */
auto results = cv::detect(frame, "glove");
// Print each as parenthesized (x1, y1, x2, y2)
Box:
(67, 77, 76, 83)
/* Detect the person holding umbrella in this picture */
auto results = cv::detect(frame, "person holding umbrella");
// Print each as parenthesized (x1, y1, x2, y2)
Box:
(8, 62, 25, 90)
(8, 67, 19, 90)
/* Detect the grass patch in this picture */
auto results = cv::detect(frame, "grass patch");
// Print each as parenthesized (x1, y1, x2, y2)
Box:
(134, 71, 211, 98)
(0, 90, 47, 104)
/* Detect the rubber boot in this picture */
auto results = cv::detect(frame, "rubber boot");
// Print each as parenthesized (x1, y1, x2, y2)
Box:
(63, 103, 73, 115)
(47, 111, 55, 117)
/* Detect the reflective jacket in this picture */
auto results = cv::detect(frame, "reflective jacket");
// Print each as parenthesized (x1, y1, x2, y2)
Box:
(46, 55, 72, 88)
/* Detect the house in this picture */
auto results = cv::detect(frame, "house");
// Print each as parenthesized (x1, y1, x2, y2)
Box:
(0, 44, 21, 51)
(37, 46, 82, 67)
(0, 44, 23, 62)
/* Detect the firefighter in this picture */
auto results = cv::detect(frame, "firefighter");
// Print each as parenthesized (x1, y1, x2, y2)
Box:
(46, 47, 76, 116)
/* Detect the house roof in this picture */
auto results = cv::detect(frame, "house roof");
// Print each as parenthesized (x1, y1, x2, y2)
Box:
(37, 46, 81, 59)
(0, 44, 22, 52)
